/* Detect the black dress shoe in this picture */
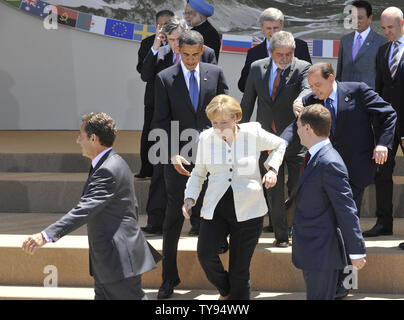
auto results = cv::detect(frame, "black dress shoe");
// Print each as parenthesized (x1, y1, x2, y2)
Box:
(274, 240, 289, 248)
(218, 240, 229, 254)
(188, 228, 199, 236)
(157, 279, 181, 299)
(335, 286, 349, 300)
(141, 225, 162, 235)
(262, 225, 274, 233)
(362, 223, 393, 237)
(399, 242, 404, 250)
(134, 173, 151, 179)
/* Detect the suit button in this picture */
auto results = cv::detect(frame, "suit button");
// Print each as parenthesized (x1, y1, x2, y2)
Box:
(228, 178, 232, 182)
(229, 168, 233, 172)
(228, 150, 231, 153)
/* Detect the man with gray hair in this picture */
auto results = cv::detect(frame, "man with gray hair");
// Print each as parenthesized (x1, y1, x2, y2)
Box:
(139, 17, 217, 238)
(238, 7, 312, 92)
(240, 30, 312, 247)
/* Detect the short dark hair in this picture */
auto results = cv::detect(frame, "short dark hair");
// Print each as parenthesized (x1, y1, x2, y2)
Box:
(308, 63, 335, 80)
(352, 1, 372, 18)
(179, 30, 204, 48)
(155, 10, 174, 23)
(82, 112, 117, 147)
(299, 104, 331, 138)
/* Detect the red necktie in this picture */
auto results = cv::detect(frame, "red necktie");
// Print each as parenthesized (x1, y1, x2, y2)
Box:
(271, 68, 282, 100)
(299, 151, 311, 177)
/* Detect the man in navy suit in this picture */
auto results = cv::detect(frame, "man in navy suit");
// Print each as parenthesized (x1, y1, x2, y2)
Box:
(293, 104, 366, 300)
(282, 62, 396, 298)
(152, 30, 229, 299)
(238, 7, 312, 93)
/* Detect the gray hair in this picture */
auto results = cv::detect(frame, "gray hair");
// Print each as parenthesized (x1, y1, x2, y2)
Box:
(179, 30, 204, 48)
(269, 31, 296, 51)
(258, 8, 284, 25)
(161, 16, 188, 35)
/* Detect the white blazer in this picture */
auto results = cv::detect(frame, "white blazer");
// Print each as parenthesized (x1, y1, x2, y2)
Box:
(184, 122, 286, 222)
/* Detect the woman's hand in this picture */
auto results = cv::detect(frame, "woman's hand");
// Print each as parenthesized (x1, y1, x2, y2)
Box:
(263, 169, 277, 189)
(182, 198, 195, 219)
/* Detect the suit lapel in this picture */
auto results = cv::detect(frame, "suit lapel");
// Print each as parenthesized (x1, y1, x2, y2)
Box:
(347, 32, 355, 63)
(197, 64, 208, 113)
(82, 149, 113, 195)
(354, 31, 374, 62)
(335, 82, 353, 139)
(173, 64, 196, 114)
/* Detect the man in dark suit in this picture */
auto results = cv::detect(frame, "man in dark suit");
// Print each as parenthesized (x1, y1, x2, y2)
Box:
(22, 112, 160, 300)
(238, 7, 312, 93)
(336, 1, 387, 89)
(400, 60, 404, 250)
(135, 9, 174, 179)
(152, 30, 229, 299)
(140, 17, 217, 237)
(293, 104, 366, 300)
(184, 0, 221, 61)
(363, 7, 404, 237)
(240, 31, 311, 246)
(282, 62, 396, 298)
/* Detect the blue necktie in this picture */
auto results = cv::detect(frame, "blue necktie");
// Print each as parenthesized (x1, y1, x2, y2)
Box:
(325, 98, 336, 134)
(189, 70, 199, 112)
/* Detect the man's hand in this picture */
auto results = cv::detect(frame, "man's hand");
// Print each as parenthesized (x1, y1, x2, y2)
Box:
(22, 233, 47, 255)
(293, 99, 304, 117)
(182, 198, 194, 219)
(372, 145, 388, 165)
(351, 257, 366, 270)
(263, 169, 277, 189)
(171, 155, 191, 176)
(152, 24, 165, 51)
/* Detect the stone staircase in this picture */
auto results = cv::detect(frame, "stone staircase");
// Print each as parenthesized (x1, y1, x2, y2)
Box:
(0, 131, 404, 300)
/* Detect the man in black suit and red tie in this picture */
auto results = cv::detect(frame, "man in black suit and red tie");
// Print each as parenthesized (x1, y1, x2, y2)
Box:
(152, 30, 229, 299)
(238, 7, 312, 93)
(362, 7, 404, 238)
(135, 9, 174, 179)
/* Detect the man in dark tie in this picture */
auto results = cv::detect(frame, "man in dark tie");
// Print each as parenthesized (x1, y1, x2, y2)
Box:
(135, 10, 174, 180)
(152, 30, 229, 299)
(363, 7, 404, 238)
(240, 31, 311, 246)
(336, 1, 387, 89)
(282, 62, 396, 298)
(21, 112, 160, 300)
(238, 7, 312, 93)
(293, 104, 366, 300)
(140, 17, 216, 237)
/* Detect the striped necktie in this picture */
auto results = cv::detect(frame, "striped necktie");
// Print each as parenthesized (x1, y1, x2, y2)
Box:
(390, 41, 400, 79)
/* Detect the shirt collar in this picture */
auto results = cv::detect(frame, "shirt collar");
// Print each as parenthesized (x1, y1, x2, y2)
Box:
(354, 26, 371, 41)
(329, 81, 338, 102)
(92, 147, 112, 169)
(396, 35, 404, 44)
(180, 60, 200, 77)
(308, 139, 331, 163)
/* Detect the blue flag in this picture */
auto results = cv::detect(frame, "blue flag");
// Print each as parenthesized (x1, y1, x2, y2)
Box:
(104, 19, 135, 40)
(19, 0, 49, 19)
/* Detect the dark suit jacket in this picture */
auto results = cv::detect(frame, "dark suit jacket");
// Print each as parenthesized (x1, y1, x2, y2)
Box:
(137, 34, 155, 74)
(44, 150, 159, 284)
(152, 62, 229, 162)
(141, 44, 217, 109)
(238, 39, 312, 92)
(336, 29, 387, 89)
(292, 143, 366, 271)
(281, 81, 397, 189)
(192, 19, 221, 61)
(400, 61, 404, 138)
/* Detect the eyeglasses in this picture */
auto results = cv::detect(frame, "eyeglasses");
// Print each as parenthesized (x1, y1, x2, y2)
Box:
(183, 10, 196, 16)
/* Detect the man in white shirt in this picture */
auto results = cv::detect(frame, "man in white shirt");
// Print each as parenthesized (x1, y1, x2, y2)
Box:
(293, 104, 366, 300)
(336, 0, 387, 89)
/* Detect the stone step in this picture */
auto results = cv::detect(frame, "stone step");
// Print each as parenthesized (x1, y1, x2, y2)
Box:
(0, 286, 402, 300)
(0, 217, 404, 295)
(0, 173, 403, 217)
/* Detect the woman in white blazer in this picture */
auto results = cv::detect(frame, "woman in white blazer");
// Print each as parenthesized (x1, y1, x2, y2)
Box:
(182, 94, 286, 300)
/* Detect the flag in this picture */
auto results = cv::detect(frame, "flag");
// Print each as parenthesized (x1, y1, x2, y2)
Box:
(89, 15, 107, 35)
(56, 6, 78, 27)
(4, 0, 23, 8)
(104, 18, 135, 40)
(252, 36, 264, 48)
(133, 24, 156, 42)
(221, 34, 252, 53)
(76, 12, 92, 31)
(19, 0, 49, 19)
(312, 39, 340, 58)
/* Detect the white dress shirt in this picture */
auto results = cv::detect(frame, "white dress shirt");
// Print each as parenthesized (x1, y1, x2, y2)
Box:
(180, 61, 200, 91)
(352, 26, 371, 51)
(184, 122, 286, 222)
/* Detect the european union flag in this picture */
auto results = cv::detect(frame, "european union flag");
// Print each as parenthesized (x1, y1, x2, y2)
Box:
(19, 0, 49, 19)
(104, 19, 135, 40)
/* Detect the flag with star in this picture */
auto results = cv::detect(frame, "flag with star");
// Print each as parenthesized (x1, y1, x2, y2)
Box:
(133, 24, 156, 42)
(56, 6, 78, 27)
(104, 18, 135, 40)
(76, 12, 92, 31)
(19, 0, 49, 19)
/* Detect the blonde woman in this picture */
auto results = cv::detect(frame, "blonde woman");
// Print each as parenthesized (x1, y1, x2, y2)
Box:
(182, 94, 286, 300)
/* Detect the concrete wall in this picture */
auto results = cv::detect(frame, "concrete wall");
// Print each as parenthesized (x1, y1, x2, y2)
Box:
(0, 2, 336, 130)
